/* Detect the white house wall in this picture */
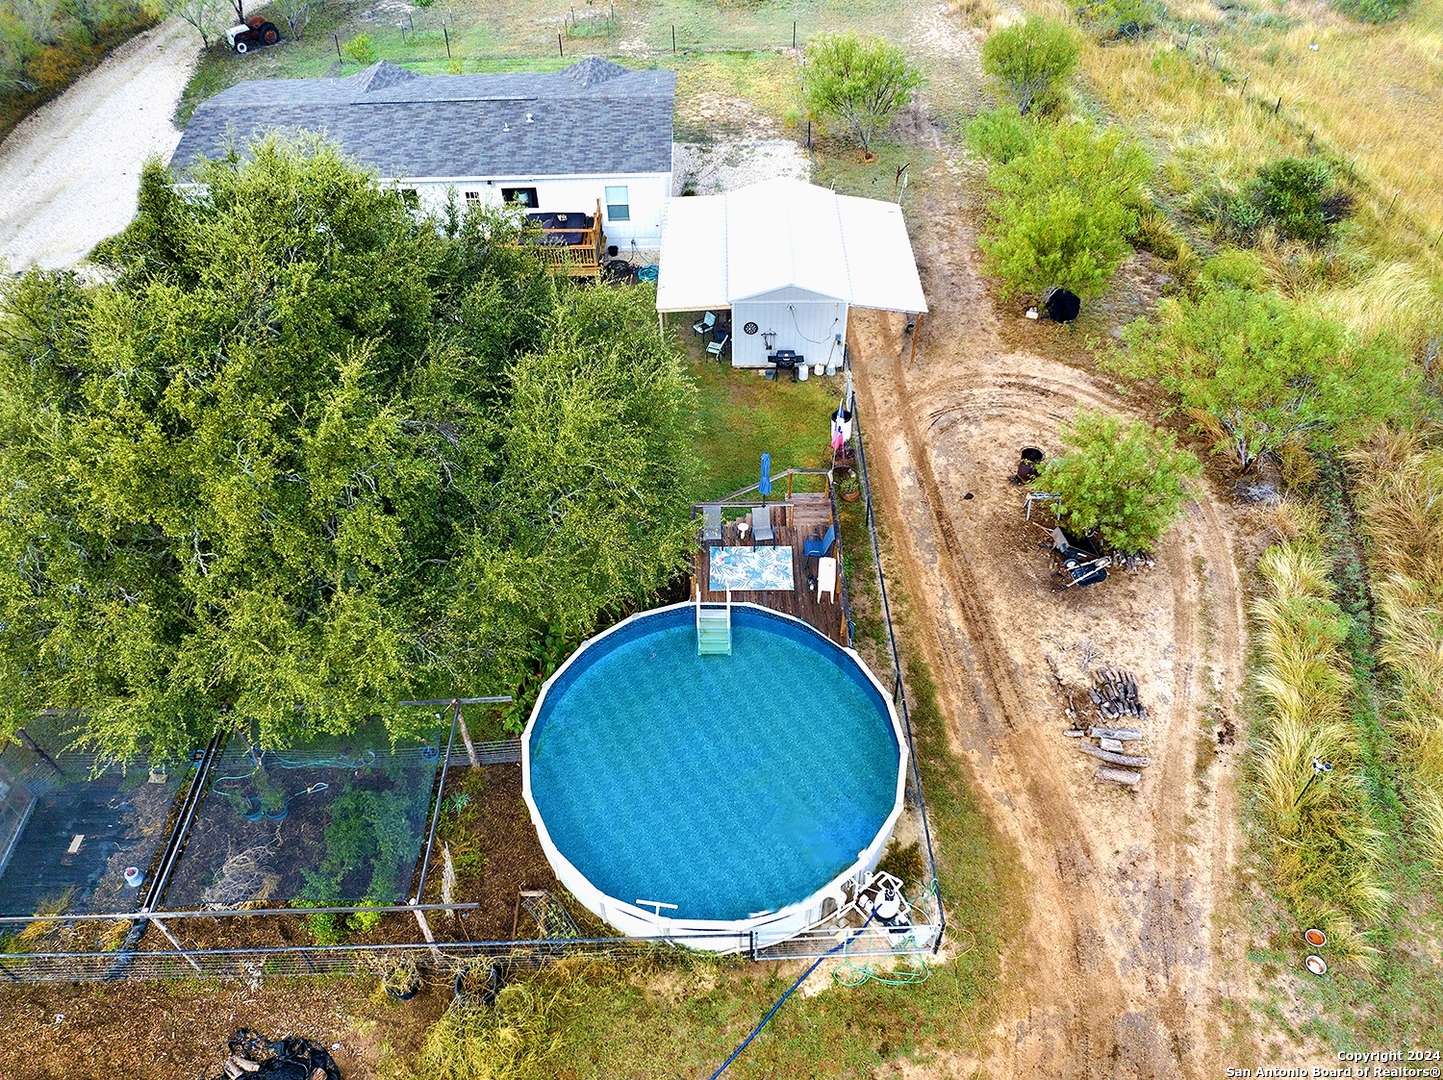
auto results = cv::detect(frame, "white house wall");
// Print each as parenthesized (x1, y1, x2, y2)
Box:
(402, 172, 672, 248)
(731, 300, 848, 370)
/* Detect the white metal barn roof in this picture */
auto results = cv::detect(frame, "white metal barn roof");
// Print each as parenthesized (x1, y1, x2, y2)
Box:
(656, 178, 927, 314)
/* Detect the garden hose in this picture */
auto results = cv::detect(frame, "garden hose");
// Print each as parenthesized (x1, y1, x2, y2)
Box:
(833, 957, 931, 986)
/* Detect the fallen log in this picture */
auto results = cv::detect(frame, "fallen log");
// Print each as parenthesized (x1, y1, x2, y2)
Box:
(1077, 742, 1151, 768)
(1094, 767, 1141, 787)
(1089, 726, 1142, 741)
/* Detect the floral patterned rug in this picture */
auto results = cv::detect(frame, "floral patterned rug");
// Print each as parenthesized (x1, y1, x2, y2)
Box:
(707, 546, 795, 591)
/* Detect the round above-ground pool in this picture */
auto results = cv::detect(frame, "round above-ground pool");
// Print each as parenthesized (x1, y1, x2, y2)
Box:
(521, 601, 907, 948)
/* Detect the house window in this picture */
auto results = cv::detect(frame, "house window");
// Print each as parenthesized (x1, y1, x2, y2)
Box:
(605, 185, 630, 222)
(463, 190, 480, 205)
(501, 187, 538, 208)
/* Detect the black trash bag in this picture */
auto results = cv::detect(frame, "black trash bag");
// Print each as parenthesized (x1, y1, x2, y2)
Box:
(210, 1029, 342, 1080)
(1045, 289, 1081, 322)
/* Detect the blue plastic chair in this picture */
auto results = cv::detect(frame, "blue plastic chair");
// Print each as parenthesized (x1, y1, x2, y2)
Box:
(803, 524, 836, 560)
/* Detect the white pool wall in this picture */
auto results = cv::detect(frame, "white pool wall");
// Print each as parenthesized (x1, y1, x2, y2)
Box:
(520, 601, 909, 952)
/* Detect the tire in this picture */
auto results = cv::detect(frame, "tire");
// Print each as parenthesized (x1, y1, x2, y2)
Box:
(261, 23, 279, 44)
(234, 39, 248, 53)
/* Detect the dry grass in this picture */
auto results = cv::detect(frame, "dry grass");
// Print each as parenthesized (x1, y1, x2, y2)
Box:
(1349, 429, 1443, 873)
(1249, 543, 1389, 949)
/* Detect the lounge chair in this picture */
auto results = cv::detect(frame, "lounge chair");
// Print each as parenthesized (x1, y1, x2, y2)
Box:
(705, 333, 729, 359)
(802, 524, 836, 560)
(692, 311, 717, 336)
(701, 504, 722, 542)
(751, 506, 775, 544)
(818, 557, 837, 603)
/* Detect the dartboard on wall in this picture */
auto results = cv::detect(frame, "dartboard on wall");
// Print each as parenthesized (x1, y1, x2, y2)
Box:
(743, 321, 759, 335)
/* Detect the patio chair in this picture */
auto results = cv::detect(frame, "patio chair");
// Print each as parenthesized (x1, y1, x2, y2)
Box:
(693, 311, 717, 336)
(818, 556, 837, 603)
(802, 524, 836, 561)
(701, 504, 722, 542)
(750, 506, 775, 545)
(705, 333, 729, 359)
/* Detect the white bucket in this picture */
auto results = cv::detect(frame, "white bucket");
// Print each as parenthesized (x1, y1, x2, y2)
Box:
(123, 866, 144, 889)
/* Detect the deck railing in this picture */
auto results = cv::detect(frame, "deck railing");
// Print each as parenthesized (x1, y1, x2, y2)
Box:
(509, 198, 606, 277)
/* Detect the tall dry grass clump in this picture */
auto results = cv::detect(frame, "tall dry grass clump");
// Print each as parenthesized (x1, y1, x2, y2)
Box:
(1250, 543, 1388, 951)
(419, 982, 567, 1080)
(1349, 428, 1443, 874)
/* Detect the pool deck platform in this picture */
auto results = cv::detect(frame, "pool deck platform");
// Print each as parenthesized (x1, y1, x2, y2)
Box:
(691, 492, 850, 646)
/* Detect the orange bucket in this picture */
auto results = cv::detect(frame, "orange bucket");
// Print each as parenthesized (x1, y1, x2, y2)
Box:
(1304, 928, 1327, 948)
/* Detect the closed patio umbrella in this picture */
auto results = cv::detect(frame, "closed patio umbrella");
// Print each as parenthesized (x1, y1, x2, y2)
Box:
(759, 452, 772, 504)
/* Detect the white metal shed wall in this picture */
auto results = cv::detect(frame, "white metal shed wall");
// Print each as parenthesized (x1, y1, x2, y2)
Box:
(731, 299, 848, 369)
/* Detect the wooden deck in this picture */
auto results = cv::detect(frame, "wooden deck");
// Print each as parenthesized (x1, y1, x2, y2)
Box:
(691, 492, 848, 646)
(508, 198, 606, 278)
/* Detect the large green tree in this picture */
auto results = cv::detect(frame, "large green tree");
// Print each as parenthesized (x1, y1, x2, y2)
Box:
(0, 137, 698, 760)
(1035, 409, 1201, 553)
(1117, 284, 1417, 472)
(977, 119, 1152, 300)
(981, 17, 1077, 116)
(801, 32, 923, 152)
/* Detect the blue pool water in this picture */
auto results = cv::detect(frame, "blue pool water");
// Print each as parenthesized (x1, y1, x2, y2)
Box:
(528, 606, 901, 922)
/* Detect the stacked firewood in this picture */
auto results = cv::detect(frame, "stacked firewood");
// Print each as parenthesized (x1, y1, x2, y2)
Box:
(1062, 668, 1150, 788)
(1089, 668, 1145, 722)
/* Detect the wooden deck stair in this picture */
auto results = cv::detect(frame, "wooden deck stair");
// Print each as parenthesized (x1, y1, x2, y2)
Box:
(696, 589, 732, 655)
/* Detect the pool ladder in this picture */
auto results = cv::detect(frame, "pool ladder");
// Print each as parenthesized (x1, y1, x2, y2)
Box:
(696, 588, 732, 656)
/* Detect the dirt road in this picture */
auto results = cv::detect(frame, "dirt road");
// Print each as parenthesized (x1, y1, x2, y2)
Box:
(849, 158, 1255, 1077)
(0, 18, 199, 272)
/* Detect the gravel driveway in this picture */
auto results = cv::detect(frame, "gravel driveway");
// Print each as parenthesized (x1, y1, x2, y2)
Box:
(0, 18, 200, 272)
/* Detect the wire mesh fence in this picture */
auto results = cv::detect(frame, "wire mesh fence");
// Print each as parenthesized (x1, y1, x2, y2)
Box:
(849, 367, 949, 950)
(0, 919, 940, 983)
(0, 717, 186, 920)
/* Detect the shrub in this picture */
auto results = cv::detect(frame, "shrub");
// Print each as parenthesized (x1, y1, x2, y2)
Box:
(1077, 0, 1162, 40)
(1033, 409, 1201, 553)
(341, 32, 377, 65)
(981, 16, 1077, 116)
(1117, 287, 1416, 472)
(1197, 248, 1266, 292)
(801, 32, 923, 152)
(978, 120, 1152, 300)
(964, 105, 1041, 165)
(1331, 0, 1410, 21)
(1251, 158, 1352, 245)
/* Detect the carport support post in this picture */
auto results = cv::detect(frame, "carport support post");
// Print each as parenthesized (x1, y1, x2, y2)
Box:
(908, 312, 922, 367)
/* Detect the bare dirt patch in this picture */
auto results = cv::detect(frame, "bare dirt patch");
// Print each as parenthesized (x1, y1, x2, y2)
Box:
(0, 18, 199, 272)
(848, 154, 1256, 1077)
(0, 975, 443, 1080)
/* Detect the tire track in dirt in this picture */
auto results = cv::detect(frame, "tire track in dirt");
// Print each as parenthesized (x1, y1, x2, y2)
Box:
(858, 351, 1130, 1080)
(849, 156, 1251, 1078)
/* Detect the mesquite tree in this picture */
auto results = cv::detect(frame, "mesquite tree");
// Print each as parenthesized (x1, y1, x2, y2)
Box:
(801, 32, 923, 152)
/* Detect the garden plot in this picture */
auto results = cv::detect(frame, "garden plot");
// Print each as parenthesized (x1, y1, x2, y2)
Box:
(0, 720, 184, 920)
(161, 722, 444, 912)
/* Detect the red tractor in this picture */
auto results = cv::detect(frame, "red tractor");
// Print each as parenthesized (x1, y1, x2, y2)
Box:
(225, 14, 281, 53)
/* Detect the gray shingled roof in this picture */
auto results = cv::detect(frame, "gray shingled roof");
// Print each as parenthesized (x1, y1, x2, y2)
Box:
(171, 57, 676, 179)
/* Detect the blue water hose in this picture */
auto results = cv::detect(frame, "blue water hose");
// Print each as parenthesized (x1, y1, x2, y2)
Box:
(706, 909, 878, 1080)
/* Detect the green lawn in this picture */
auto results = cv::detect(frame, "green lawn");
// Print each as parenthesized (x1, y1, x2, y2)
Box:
(680, 336, 840, 501)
